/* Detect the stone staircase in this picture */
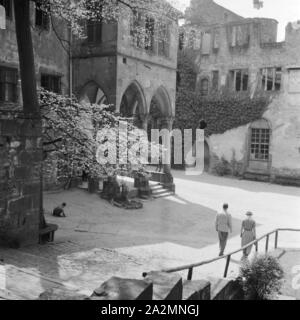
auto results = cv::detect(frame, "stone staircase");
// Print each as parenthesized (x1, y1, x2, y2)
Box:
(150, 183, 175, 199)
(39, 271, 243, 300)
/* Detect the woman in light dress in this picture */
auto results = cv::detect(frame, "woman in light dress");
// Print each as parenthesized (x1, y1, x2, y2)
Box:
(240, 212, 256, 258)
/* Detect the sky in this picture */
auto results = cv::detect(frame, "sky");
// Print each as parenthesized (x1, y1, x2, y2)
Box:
(169, 0, 300, 41)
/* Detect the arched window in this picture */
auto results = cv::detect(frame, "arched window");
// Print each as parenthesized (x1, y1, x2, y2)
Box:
(200, 78, 209, 96)
(249, 119, 271, 161)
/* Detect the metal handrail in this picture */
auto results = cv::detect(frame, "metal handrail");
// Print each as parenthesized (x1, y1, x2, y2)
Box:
(144, 228, 300, 280)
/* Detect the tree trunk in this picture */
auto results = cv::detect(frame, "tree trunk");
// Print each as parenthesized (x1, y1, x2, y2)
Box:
(14, 0, 44, 229)
(14, 0, 39, 115)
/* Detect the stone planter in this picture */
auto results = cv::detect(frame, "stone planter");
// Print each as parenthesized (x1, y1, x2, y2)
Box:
(134, 175, 151, 197)
(88, 177, 99, 193)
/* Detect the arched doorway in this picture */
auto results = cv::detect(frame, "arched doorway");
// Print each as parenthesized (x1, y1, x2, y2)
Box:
(149, 87, 173, 174)
(120, 82, 146, 128)
(79, 81, 108, 105)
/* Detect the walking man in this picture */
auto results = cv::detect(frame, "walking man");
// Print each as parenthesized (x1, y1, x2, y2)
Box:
(215, 203, 232, 256)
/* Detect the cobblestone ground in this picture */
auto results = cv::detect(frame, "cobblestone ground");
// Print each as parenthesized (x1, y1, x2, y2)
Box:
(0, 171, 299, 299)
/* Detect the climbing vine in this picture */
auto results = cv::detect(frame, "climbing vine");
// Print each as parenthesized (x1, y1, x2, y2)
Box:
(175, 53, 270, 136)
(174, 89, 269, 136)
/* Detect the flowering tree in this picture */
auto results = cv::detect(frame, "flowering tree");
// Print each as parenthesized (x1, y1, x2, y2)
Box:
(40, 90, 161, 184)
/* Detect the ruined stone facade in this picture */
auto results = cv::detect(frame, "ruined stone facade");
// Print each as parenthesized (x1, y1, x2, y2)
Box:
(182, 0, 300, 185)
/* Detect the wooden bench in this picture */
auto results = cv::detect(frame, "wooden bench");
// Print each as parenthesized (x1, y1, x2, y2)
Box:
(39, 223, 58, 244)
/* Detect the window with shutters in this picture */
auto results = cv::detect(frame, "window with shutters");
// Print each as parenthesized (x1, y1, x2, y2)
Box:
(41, 74, 61, 94)
(0, 67, 18, 103)
(0, 0, 12, 19)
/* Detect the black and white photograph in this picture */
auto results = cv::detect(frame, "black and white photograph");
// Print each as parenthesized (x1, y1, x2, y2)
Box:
(0, 0, 300, 307)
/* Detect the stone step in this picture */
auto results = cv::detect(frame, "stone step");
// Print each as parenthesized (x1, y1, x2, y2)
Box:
(150, 183, 174, 198)
(150, 185, 164, 190)
(153, 192, 174, 199)
(151, 187, 167, 194)
(144, 271, 183, 300)
(91, 277, 153, 300)
(182, 280, 211, 300)
(208, 277, 243, 300)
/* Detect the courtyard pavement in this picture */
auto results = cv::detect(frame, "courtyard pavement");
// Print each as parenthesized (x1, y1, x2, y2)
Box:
(1, 171, 300, 299)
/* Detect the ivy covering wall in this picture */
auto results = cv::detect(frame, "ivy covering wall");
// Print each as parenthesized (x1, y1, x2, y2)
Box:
(175, 52, 270, 136)
(174, 89, 269, 136)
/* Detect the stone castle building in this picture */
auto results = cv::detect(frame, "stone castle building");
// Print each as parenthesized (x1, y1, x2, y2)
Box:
(0, 0, 180, 246)
(181, 0, 300, 185)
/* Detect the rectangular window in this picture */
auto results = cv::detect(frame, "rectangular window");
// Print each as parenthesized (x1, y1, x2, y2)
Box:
(250, 128, 270, 161)
(130, 10, 145, 49)
(35, 1, 50, 30)
(212, 70, 219, 90)
(0, 67, 18, 103)
(157, 21, 169, 57)
(145, 16, 155, 51)
(230, 69, 248, 91)
(230, 24, 250, 47)
(261, 67, 282, 91)
(41, 74, 61, 93)
(201, 32, 211, 55)
(200, 78, 209, 96)
(87, 21, 102, 43)
(0, 0, 12, 18)
(213, 28, 220, 50)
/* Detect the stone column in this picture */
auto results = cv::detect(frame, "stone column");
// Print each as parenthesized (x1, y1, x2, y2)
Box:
(137, 113, 149, 132)
(159, 116, 175, 191)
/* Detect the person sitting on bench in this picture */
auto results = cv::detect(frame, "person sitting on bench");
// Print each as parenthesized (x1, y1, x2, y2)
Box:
(53, 203, 67, 217)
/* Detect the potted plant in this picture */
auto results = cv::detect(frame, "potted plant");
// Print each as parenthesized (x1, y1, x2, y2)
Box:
(133, 169, 151, 188)
(239, 254, 284, 300)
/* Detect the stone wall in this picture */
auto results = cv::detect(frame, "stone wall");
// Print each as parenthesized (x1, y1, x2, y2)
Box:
(0, 1, 70, 94)
(206, 22, 300, 180)
(0, 111, 42, 247)
(181, 2, 300, 184)
(185, 0, 243, 25)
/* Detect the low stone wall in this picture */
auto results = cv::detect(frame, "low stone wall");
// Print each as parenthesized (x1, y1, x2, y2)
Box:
(0, 112, 43, 247)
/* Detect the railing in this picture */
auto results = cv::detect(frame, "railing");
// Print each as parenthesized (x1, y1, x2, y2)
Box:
(144, 228, 300, 280)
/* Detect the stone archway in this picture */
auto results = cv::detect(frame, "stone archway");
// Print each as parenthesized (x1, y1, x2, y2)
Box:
(120, 81, 147, 128)
(149, 86, 174, 179)
(79, 81, 108, 105)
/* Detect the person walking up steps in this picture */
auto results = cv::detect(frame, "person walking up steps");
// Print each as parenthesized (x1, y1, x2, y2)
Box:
(215, 203, 232, 256)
